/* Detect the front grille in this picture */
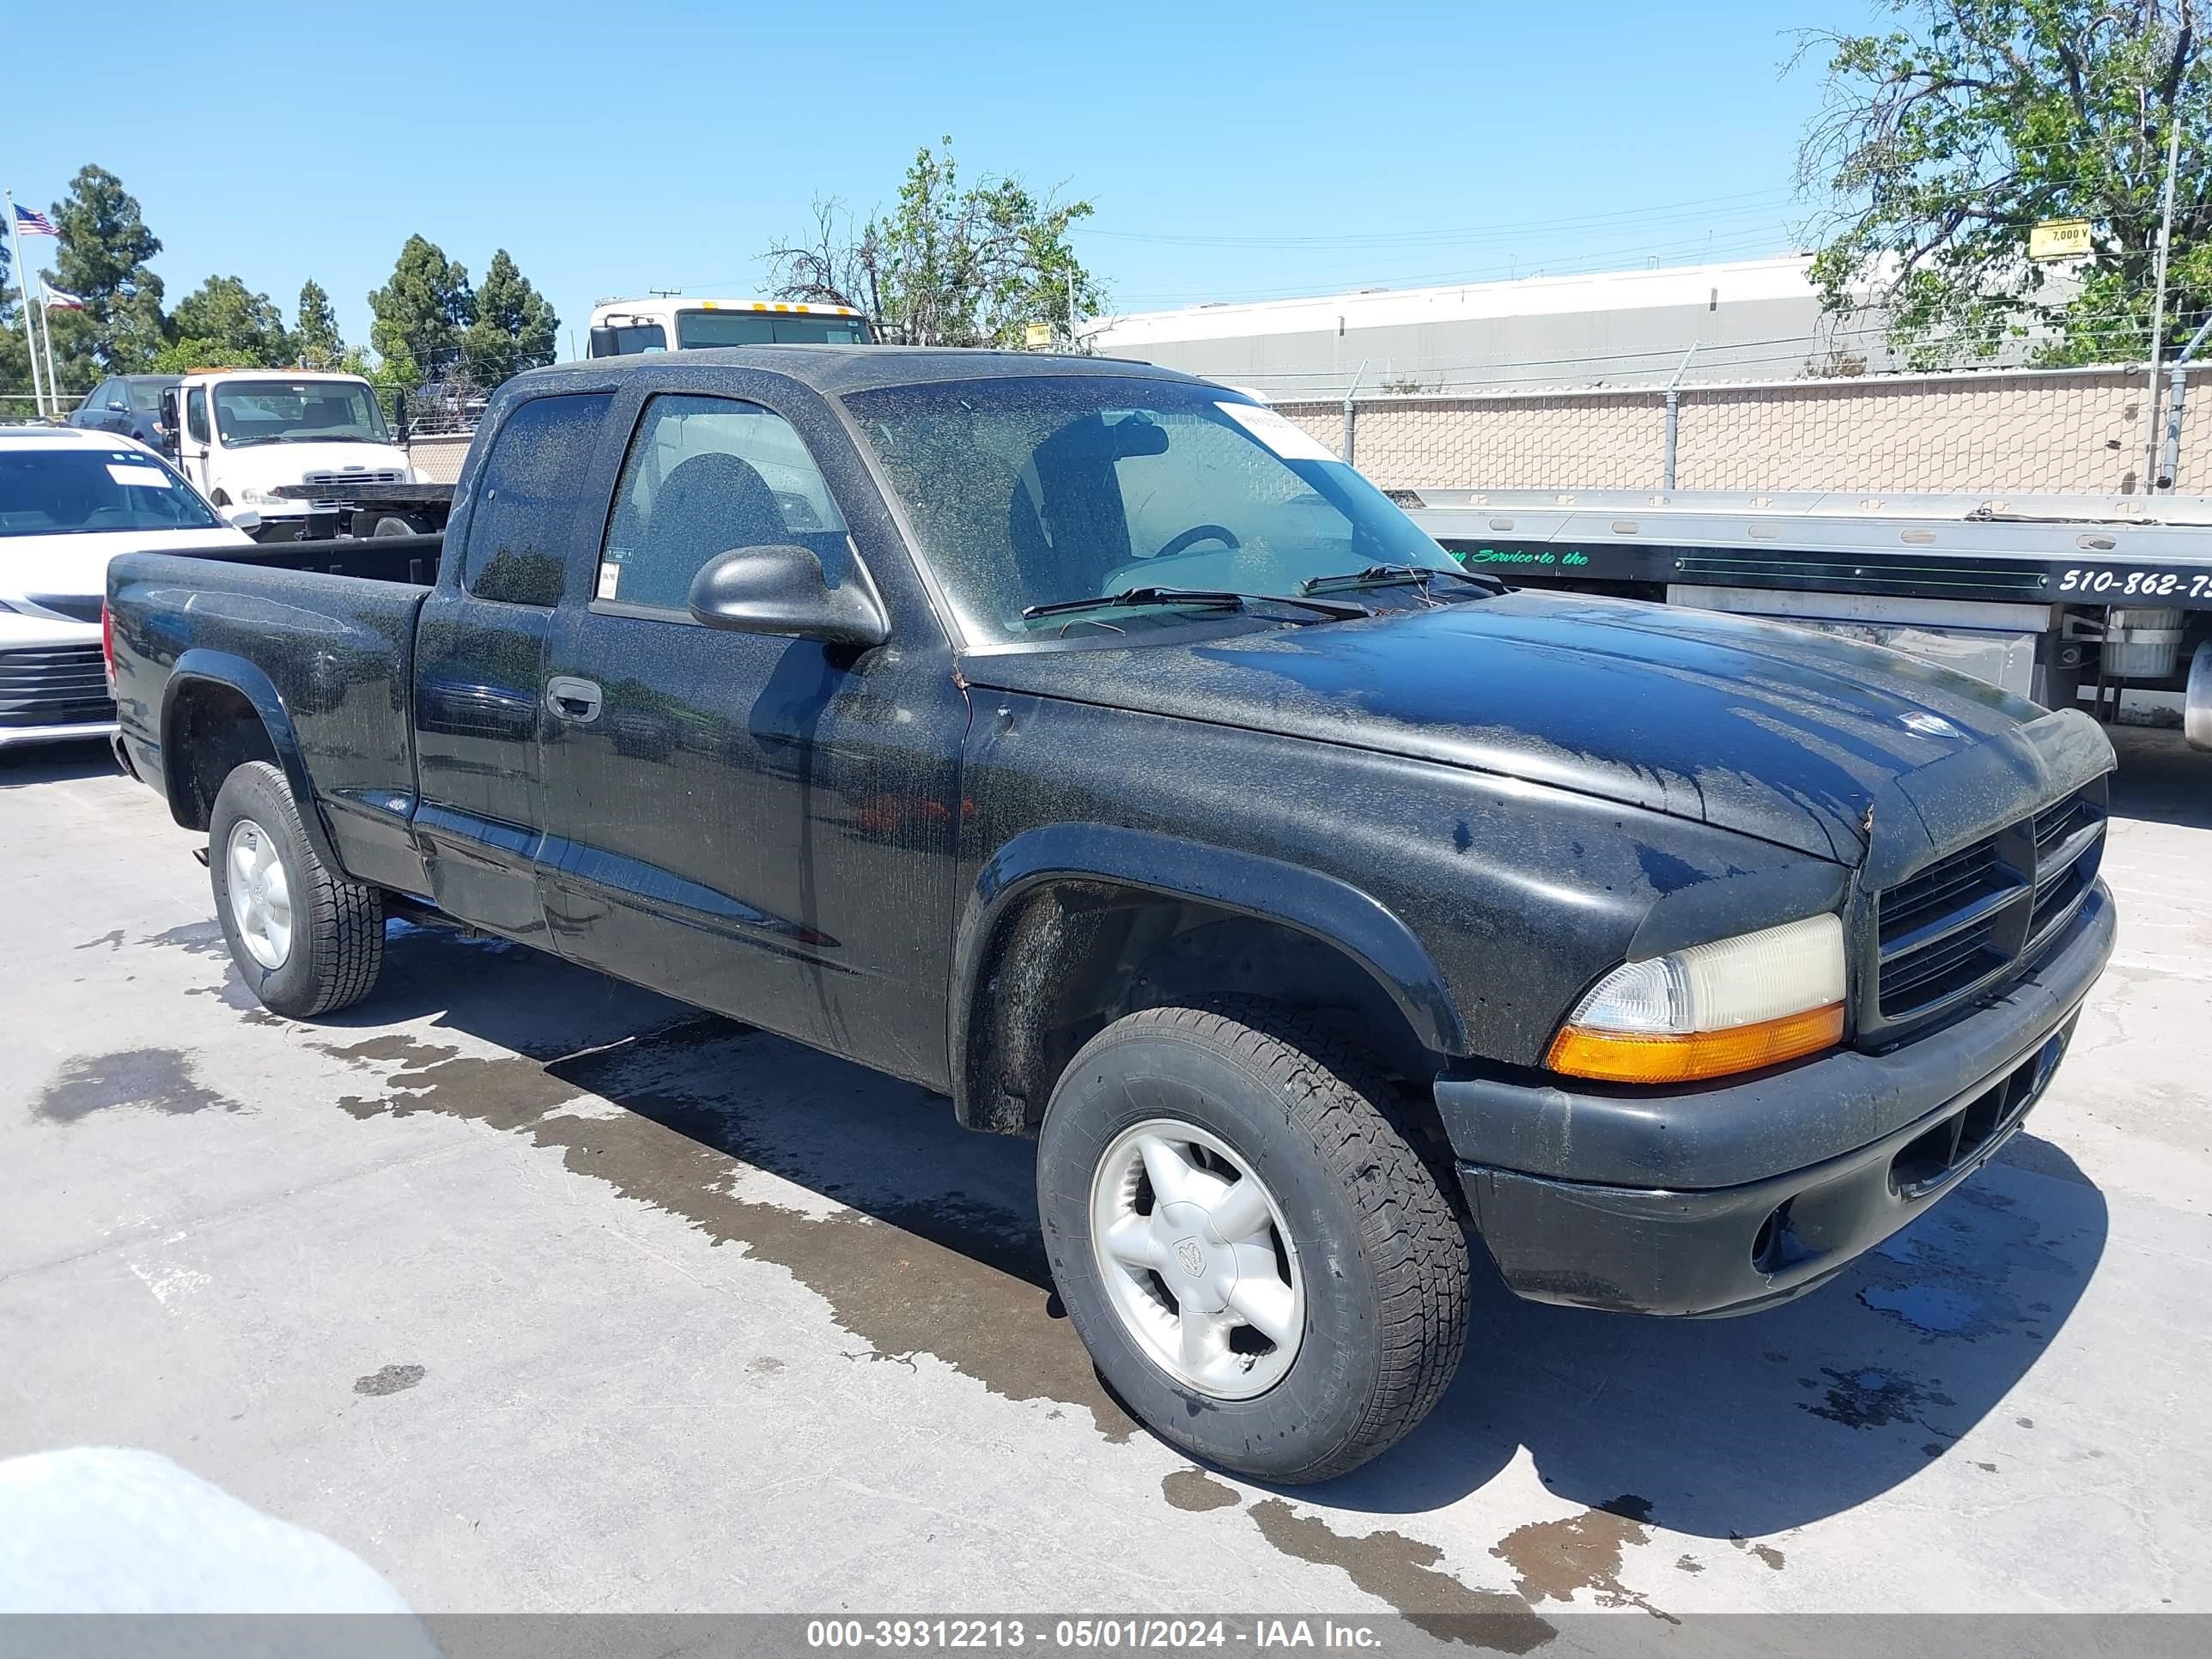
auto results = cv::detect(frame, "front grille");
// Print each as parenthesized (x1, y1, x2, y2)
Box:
(1890, 1024, 2070, 1198)
(1872, 783, 2106, 1025)
(301, 469, 407, 511)
(0, 642, 112, 729)
(302, 469, 405, 487)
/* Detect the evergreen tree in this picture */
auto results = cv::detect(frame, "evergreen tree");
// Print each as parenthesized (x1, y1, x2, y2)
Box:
(295, 278, 344, 369)
(460, 250, 560, 388)
(44, 164, 167, 380)
(367, 235, 473, 389)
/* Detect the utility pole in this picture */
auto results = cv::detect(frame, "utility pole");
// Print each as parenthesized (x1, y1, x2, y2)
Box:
(2146, 109, 2183, 492)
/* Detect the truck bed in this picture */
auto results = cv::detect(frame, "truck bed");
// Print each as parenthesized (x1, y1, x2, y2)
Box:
(107, 537, 443, 899)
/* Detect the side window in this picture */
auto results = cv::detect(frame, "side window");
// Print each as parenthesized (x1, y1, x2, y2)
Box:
(185, 387, 210, 444)
(461, 392, 614, 606)
(598, 393, 847, 614)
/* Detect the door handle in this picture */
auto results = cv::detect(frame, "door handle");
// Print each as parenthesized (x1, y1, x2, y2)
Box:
(546, 676, 603, 724)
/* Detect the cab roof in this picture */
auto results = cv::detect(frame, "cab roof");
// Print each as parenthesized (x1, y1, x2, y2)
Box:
(511, 344, 1197, 401)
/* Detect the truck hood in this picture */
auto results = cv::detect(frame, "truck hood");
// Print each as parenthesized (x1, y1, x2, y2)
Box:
(963, 590, 2113, 869)
(218, 442, 416, 499)
(1, 524, 254, 617)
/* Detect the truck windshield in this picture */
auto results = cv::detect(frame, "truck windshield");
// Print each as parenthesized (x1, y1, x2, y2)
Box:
(842, 376, 1466, 643)
(0, 447, 222, 538)
(676, 310, 872, 348)
(211, 380, 392, 447)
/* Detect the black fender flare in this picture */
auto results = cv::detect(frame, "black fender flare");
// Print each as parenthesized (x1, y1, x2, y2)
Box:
(161, 648, 344, 875)
(949, 823, 1469, 1125)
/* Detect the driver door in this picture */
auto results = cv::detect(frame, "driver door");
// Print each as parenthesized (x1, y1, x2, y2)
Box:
(175, 385, 215, 494)
(537, 389, 969, 1078)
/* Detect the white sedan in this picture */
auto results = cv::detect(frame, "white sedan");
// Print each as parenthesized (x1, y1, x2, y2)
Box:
(2, 426, 253, 750)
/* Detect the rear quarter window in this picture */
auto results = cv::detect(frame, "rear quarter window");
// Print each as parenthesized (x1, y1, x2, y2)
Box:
(462, 392, 614, 605)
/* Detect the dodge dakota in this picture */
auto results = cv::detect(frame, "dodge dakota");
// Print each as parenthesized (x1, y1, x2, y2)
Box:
(106, 349, 2117, 1481)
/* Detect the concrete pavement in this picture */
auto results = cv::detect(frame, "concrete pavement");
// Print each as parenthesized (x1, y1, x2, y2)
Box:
(2, 729, 2207, 1622)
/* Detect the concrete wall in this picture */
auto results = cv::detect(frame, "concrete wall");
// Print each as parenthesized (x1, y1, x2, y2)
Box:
(407, 433, 472, 484)
(1274, 365, 2198, 495)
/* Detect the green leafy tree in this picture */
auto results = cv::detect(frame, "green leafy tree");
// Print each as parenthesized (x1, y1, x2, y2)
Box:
(460, 249, 559, 387)
(41, 165, 167, 382)
(0, 239, 34, 416)
(367, 234, 474, 389)
(764, 139, 1103, 347)
(167, 275, 291, 367)
(1797, 1, 2210, 367)
(295, 278, 344, 368)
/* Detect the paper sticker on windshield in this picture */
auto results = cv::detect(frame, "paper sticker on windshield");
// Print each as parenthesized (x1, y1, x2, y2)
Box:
(596, 562, 621, 600)
(107, 464, 171, 488)
(1215, 401, 1339, 465)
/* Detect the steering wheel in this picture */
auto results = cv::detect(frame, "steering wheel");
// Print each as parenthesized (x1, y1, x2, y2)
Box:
(1152, 524, 1241, 560)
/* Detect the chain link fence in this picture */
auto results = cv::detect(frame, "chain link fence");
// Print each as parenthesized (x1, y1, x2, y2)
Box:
(1271, 363, 2209, 495)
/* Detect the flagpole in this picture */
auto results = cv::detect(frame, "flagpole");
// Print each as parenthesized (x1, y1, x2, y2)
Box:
(39, 285, 61, 414)
(5, 191, 48, 418)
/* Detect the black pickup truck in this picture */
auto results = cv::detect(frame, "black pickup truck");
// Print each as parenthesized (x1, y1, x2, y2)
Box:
(107, 349, 2117, 1482)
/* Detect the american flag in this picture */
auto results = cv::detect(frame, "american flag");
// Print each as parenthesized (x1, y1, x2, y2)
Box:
(13, 204, 57, 235)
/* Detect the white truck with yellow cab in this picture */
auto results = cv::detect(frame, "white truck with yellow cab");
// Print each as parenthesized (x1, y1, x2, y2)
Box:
(585, 296, 874, 356)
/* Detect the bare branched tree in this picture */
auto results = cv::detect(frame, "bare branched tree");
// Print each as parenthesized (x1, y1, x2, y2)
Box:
(763, 140, 1103, 349)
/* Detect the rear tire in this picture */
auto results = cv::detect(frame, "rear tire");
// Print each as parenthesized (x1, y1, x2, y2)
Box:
(1036, 998, 1469, 1483)
(208, 761, 384, 1018)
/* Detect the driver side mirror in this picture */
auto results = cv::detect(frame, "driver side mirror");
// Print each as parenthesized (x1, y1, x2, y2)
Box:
(687, 544, 889, 649)
(222, 507, 262, 533)
(587, 325, 621, 359)
(158, 390, 181, 456)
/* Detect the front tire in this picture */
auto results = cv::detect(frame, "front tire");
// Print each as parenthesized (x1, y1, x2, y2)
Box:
(1037, 1000, 1469, 1483)
(209, 761, 384, 1018)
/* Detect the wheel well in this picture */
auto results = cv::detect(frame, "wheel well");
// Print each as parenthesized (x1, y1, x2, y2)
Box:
(961, 883, 1442, 1138)
(165, 680, 279, 831)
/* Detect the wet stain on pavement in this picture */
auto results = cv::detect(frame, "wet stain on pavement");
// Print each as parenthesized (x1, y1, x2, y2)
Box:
(1488, 1497, 1674, 1622)
(140, 921, 232, 959)
(1161, 1468, 1241, 1512)
(1674, 1555, 1704, 1574)
(1248, 1499, 1555, 1650)
(33, 1048, 241, 1123)
(314, 1019, 1139, 1443)
(1799, 1366, 1956, 1432)
(354, 1364, 427, 1397)
(1729, 1535, 1785, 1571)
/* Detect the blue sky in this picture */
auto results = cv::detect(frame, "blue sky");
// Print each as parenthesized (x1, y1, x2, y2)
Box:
(5, 0, 1858, 352)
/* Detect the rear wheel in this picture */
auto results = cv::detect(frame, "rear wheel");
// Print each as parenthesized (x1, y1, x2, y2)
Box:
(1036, 999, 1469, 1483)
(208, 761, 384, 1018)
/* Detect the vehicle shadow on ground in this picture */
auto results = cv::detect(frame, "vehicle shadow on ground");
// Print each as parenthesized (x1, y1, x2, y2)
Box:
(0, 739, 118, 789)
(267, 918, 2106, 1542)
(2106, 725, 2212, 831)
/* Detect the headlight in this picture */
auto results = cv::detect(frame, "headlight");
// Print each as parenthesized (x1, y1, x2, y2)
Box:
(1546, 913, 1846, 1085)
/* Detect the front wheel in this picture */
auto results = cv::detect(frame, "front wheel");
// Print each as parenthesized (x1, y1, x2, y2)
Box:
(1036, 1000, 1470, 1483)
(209, 761, 385, 1018)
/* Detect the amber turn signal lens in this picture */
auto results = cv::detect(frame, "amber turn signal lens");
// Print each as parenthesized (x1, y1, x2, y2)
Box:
(1546, 1001, 1845, 1085)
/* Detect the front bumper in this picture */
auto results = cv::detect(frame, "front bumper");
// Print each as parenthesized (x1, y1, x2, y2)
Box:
(0, 717, 118, 750)
(1438, 879, 2114, 1316)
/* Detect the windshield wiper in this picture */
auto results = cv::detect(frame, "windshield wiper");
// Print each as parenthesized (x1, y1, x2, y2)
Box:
(1299, 562, 1504, 598)
(1020, 585, 1370, 623)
